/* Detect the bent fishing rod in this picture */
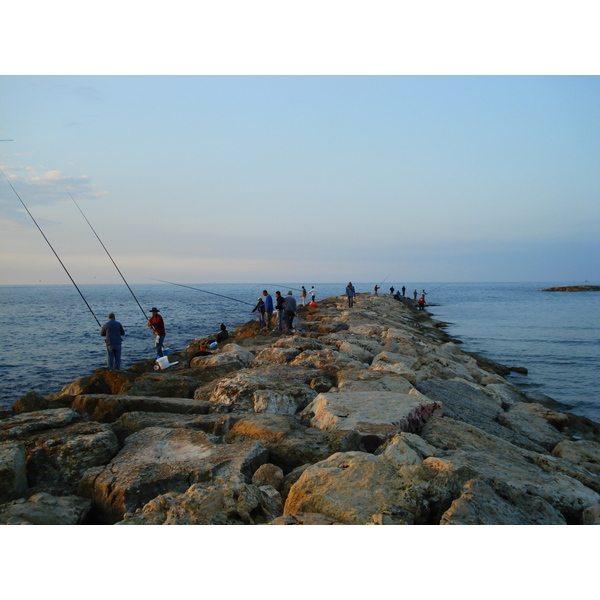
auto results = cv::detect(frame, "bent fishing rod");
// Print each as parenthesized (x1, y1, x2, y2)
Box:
(149, 278, 256, 307)
(67, 187, 149, 323)
(1, 169, 101, 328)
(378, 271, 393, 287)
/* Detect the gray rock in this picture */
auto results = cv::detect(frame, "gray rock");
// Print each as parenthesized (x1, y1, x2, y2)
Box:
(0, 442, 27, 502)
(0, 492, 91, 525)
(80, 427, 269, 523)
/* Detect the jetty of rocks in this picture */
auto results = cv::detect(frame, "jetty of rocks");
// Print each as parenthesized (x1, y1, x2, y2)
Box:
(2, 293, 599, 525)
(542, 285, 600, 292)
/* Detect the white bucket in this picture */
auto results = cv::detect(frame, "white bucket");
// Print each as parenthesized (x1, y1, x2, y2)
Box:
(156, 356, 170, 369)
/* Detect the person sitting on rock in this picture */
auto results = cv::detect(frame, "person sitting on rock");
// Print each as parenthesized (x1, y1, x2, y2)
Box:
(216, 323, 229, 343)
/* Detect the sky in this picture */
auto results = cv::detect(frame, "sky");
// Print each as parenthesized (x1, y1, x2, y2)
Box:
(1, 7, 599, 286)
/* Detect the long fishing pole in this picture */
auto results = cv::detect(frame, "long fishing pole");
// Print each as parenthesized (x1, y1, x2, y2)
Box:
(149, 278, 256, 307)
(67, 187, 149, 323)
(1, 169, 101, 327)
(267, 284, 303, 292)
(379, 271, 393, 287)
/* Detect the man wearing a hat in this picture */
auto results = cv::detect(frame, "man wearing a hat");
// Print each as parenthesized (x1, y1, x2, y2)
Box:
(148, 307, 166, 357)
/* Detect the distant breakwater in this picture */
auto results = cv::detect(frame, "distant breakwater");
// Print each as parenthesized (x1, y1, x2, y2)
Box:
(1, 293, 599, 525)
(542, 285, 600, 292)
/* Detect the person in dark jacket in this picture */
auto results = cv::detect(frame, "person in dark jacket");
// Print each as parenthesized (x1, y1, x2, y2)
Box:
(216, 323, 229, 343)
(252, 297, 266, 327)
(284, 290, 297, 331)
(100, 312, 125, 369)
(275, 291, 285, 331)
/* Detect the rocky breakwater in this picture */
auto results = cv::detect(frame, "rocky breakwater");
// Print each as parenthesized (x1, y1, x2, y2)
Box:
(2, 293, 600, 525)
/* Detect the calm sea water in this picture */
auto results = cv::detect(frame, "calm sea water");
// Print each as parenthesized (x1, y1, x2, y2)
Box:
(1, 282, 598, 423)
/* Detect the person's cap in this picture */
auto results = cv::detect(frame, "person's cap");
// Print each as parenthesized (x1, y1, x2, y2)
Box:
(149, 307, 160, 312)
(288, 290, 293, 295)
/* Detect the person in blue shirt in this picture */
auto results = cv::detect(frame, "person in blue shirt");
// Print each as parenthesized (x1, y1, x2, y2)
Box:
(100, 312, 125, 369)
(262, 289, 274, 330)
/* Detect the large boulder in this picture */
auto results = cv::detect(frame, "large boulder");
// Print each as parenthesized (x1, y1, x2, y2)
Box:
(301, 390, 443, 443)
(421, 417, 600, 523)
(12, 391, 48, 413)
(79, 427, 269, 523)
(197, 364, 320, 414)
(0, 408, 84, 441)
(439, 478, 567, 525)
(223, 413, 362, 473)
(119, 372, 205, 399)
(117, 479, 281, 525)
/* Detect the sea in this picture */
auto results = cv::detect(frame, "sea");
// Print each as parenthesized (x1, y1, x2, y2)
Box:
(0, 282, 598, 424)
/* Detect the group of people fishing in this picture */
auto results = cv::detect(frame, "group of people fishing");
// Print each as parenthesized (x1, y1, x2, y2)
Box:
(251, 286, 317, 333)
(346, 283, 429, 310)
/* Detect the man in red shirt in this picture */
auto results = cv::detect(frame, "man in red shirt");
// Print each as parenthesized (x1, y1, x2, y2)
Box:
(148, 307, 166, 357)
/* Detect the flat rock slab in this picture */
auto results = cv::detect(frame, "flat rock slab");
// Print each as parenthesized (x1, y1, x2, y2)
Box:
(72, 394, 217, 423)
(0, 492, 92, 525)
(0, 408, 84, 440)
(301, 391, 443, 440)
(79, 427, 268, 523)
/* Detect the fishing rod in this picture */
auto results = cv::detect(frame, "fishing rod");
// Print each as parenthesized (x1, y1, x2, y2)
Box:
(1, 169, 101, 328)
(267, 284, 303, 292)
(149, 278, 256, 307)
(67, 187, 149, 323)
(378, 271, 393, 287)
(427, 284, 446, 294)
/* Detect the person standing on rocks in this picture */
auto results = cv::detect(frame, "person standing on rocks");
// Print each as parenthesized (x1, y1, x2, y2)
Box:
(284, 290, 298, 332)
(374, 285, 380, 295)
(390, 286, 395, 295)
(262, 290, 274, 329)
(346, 282, 356, 307)
(413, 289, 418, 301)
(301, 286, 307, 305)
(252, 297, 266, 327)
(100, 312, 125, 369)
(402, 285, 406, 297)
(309, 286, 316, 303)
(148, 307, 166, 357)
(275, 291, 286, 331)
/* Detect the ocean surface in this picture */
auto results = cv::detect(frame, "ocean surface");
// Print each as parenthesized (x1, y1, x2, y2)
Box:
(1, 282, 598, 423)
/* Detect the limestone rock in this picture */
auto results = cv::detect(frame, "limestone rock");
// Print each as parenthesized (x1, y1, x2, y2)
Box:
(72, 394, 217, 423)
(199, 364, 320, 414)
(223, 413, 362, 473)
(581, 504, 600, 525)
(252, 347, 301, 364)
(120, 372, 205, 399)
(0, 442, 28, 502)
(268, 512, 339, 525)
(0, 492, 92, 525)
(252, 463, 284, 491)
(336, 368, 414, 394)
(416, 378, 546, 453)
(421, 417, 600, 523)
(552, 439, 600, 476)
(440, 478, 567, 525)
(79, 427, 269, 523)
(375, 432, 437, 466)
(0, 408, 84, 441)
(496, 402, 570, 451)
(117, 479, 281, 525)
(301, 390, 443, 441)
(12, 391, 48, 413)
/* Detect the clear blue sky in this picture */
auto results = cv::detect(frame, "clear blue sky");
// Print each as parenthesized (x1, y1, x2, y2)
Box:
(1, 75, 599, 284)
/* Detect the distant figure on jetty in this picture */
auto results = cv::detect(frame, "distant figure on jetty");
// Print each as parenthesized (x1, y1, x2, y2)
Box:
(284, 290, 298, 331)
(394, 290, 402, 301)
(309, 286, 316, 303)
(148, 307, 166, 357)
(275, 291, 285, 331)
(390, 286, 395, 294)
(402, 285, 406, 297)
(418, 296, 426, 311)
(374, 285, 380, 295)
(413, 289, 418, 301)
(252, 297, 266, 327)
(301, 286, 307, 305)
(216, 323, 229, 343)
(346, 282, 356, 307)
(262, 290, 274, 329)
(101, 312, 125, 369)
(421, 289, 427, 299)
